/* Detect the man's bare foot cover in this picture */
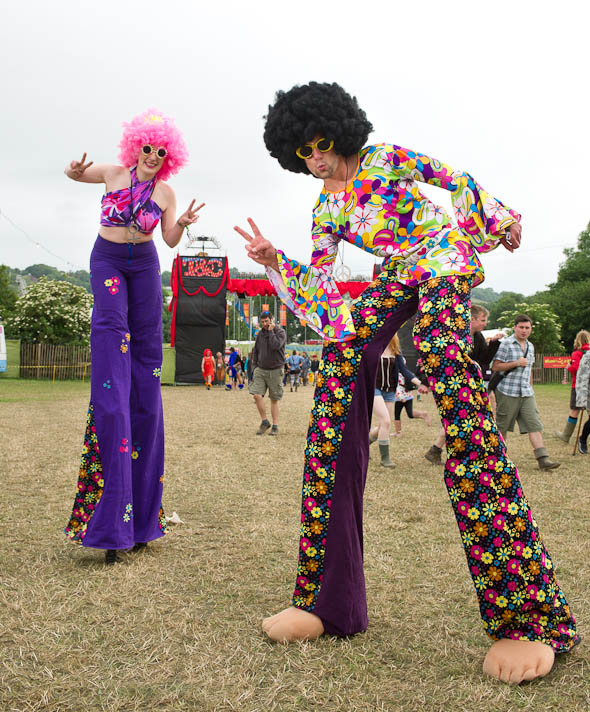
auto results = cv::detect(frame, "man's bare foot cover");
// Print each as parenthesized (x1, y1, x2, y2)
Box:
(262, 606, 324, 643)
(483, 639, 555, 684)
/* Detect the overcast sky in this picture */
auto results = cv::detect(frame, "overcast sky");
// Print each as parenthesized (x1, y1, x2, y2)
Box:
(1, 0, 588, 295)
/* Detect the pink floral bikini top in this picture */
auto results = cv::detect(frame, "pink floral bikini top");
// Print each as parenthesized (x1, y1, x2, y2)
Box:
(100, 167, 162, 234)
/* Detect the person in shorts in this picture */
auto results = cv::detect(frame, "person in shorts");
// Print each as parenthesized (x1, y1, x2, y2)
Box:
(492, 314, 560, 470)
(369, 335, 426, 466)
(249, 311, 286, 435)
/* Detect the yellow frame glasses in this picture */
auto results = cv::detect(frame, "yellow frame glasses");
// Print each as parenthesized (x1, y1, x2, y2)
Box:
(296, 138, 334, 160)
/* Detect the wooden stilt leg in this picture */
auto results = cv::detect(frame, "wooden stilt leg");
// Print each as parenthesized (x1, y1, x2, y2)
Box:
(572, 409, 586, 456)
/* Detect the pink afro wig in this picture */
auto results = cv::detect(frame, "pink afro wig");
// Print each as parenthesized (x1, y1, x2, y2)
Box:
(118, 108, 189, 182)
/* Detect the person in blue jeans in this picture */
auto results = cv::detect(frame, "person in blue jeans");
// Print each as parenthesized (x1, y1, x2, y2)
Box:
(285, 349, 304, 391)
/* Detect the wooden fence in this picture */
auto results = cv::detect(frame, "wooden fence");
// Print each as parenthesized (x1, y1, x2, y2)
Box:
(532, 354, 569, 385)
(20, 343, 91, 381)
(16, 342, 568, 386)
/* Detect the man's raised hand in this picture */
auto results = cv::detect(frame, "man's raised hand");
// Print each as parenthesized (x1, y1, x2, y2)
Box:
(499, 223, 522, 253)
(233, 218, 279, 270)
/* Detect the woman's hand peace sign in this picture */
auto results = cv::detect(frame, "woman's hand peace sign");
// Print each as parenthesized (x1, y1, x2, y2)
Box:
(68, 153, 94, 180)
(177, 199, 205, 228)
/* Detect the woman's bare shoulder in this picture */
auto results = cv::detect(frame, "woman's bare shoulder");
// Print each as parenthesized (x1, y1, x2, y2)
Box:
(154, 180, 175, 208)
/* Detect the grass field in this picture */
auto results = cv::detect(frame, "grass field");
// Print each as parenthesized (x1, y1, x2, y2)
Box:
(1, 379, 589, 711)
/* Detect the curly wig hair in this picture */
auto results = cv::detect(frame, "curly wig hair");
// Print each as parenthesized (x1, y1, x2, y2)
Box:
(118, 108, 189, 182)
(263, 82, 373, 175)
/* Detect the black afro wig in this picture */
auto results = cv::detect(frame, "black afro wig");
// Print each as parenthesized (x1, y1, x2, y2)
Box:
(263, 82, 373, 175)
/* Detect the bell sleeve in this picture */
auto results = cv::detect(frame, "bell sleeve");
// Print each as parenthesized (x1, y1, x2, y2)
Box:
(575, 352, 590, 409)
(265, 225, 356, 342)
(388, 144, 521, 253)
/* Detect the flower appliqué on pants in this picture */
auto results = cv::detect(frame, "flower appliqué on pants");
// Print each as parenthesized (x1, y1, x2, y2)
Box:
(104, 276, 120, 295)
(123, 503, 133, 523)
(120, 333, 131, 354)
(152, 367, 161, 378)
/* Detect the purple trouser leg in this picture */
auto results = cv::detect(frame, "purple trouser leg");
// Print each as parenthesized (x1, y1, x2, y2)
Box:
(128, 255, 165, 543)
(291, 273, 418, 636)
(65, 237, 166, 549)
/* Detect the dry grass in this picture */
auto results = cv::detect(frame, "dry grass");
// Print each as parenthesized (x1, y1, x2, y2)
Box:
(0, 379, 589, 711)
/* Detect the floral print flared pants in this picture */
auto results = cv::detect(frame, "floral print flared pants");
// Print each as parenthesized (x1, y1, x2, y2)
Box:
(292, 272, 578, 652)
(65, 237, 167, 549)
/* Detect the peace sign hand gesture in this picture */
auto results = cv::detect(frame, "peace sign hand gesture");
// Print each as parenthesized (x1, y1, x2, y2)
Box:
(233, 218, 279, 271)
(68, 152, 94, 180)
(177, 199, 205, 228)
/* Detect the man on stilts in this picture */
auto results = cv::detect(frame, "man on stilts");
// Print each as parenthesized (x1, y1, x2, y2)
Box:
(235, 81, 579, 683)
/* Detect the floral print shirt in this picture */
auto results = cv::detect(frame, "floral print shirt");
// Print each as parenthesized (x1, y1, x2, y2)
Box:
(266, 144, 520, 342)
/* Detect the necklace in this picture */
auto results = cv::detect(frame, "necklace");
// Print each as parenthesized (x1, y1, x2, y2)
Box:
(326, 159, 351, 281)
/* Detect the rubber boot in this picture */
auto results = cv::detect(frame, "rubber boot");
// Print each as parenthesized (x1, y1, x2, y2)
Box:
(534, 447, 561, 470)
(378, 440, 395, 468)
(424, 444, 443, 465)
(555, 419, 576, 443)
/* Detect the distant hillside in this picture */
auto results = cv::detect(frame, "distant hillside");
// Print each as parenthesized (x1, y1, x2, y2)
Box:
(471, 286, 502, 304)
(7, 264, 91, 294)
(8, 264, 174, 294)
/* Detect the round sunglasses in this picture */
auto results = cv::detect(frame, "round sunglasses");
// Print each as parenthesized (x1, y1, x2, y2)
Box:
(141, 145, 168, 159)
(295, 137, 334, 160)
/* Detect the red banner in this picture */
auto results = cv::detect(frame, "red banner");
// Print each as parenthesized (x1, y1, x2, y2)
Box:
(543, 356, 570, 368)
(226, 278, 371, 298)
(280, 305, 287, 326)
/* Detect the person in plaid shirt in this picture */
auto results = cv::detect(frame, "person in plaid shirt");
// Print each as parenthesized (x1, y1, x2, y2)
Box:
(492, 314, 560, 469)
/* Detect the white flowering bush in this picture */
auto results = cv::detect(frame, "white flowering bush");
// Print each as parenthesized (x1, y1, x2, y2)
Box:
(6, 277, 93, 344)
(498, 302, 564, 354)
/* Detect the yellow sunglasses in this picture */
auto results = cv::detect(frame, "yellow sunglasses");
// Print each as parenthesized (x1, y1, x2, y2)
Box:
(296, 137, 334, 160)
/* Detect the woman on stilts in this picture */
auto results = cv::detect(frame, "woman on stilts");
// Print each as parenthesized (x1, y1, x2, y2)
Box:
(64, 109, 204, 564)
(235, 82, 579, 683)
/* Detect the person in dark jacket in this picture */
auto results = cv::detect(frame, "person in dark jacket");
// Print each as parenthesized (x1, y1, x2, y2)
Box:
(369, 334, 426, 466)
(249, 310, 286, 435)
(425, 304, 504, 464)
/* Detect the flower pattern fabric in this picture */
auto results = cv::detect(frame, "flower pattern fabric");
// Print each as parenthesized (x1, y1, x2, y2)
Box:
(100, 167, 162, 234)
(293, 272, 578, 652)
(266, 144, 520, 342)
(65, 405, 104, 542)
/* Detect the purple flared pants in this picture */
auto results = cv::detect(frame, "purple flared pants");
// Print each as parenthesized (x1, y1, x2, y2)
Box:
(65, 236, 166, 549)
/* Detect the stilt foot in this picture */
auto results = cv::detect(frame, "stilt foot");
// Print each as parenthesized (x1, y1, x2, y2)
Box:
(482, 639, 555, 684)
(262, 606, 324, 643)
